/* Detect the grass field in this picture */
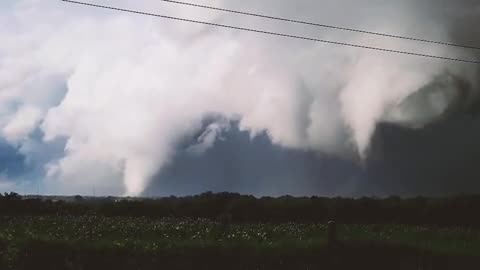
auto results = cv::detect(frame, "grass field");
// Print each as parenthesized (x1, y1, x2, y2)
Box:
(1, 215, 480, 269)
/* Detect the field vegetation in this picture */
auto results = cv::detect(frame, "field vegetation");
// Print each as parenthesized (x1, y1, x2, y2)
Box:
(1, 192, 480, 269)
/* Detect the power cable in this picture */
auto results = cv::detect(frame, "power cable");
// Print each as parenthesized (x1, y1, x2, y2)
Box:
(60, 0, 480, 64)
(158, 0, 480, 51)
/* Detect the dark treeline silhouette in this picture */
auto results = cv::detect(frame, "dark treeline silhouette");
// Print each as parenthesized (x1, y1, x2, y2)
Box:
(1, 192, 480, 227)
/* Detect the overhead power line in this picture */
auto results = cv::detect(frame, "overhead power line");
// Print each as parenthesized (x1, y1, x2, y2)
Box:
(60, 0, 480, 64)
(159, 0, 480, 51)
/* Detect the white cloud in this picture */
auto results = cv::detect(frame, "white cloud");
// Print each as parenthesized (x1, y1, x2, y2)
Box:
(187, 120, 231, 155)
(2, 105, 43, 143)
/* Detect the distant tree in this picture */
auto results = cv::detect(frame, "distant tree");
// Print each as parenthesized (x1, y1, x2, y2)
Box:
(4, 192, 21, 200)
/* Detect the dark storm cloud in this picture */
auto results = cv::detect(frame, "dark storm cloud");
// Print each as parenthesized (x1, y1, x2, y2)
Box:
(147, 111, 480, 198)
(146, 120, 363, 197)
(144, 0, 480, 197)
(364, 114, 480, 197)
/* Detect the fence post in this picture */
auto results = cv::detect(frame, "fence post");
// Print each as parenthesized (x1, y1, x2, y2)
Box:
(327, 220, 337, 247)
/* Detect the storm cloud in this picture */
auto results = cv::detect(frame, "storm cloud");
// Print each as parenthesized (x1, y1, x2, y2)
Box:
(0, 0, 479, 196)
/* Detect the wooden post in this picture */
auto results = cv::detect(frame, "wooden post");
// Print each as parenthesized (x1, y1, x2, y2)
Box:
(327, 220, 337, 247)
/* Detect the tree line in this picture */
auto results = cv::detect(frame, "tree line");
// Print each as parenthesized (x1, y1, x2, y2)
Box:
(1, 192, 480, 226)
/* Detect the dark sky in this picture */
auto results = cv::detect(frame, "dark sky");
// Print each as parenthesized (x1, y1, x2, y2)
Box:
(145, 112, 480, 197)
(0, 140, 25, 179)
(363, 114, 480, 197)
(146, 121, 362, 197)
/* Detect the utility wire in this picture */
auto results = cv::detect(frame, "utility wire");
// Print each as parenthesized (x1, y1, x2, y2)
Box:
(158, 0, 480, 51)
(60, 0, 480, 64)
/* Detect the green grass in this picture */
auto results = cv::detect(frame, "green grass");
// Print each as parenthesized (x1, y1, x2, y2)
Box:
(0, 216, 479, 255)
(1, 216, 480, 269)
(338, 224, 480, 256)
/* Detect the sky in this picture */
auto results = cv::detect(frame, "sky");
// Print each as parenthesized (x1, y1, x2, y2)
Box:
(0, 0, 479, 197)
